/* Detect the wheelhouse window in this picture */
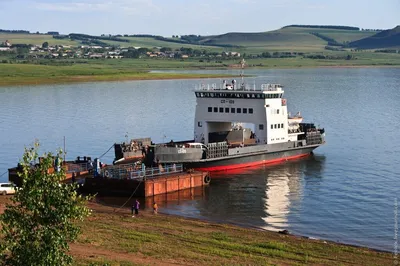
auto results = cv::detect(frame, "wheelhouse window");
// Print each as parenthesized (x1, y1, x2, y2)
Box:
(259, 124, 264, 130)
(231, 108, 235, 113)
(277, 109, 280, 114)
(225, 107, 230, 113)
(281, 123, 284, 128)
(237, 108, 241, 113)
(208, 107, 212, 112)
(278, 124, 281, 129)
(271, 125, 273, 129)
(219, 107, 224, 113)
(214, 107, 218, 112)
(243, 108, 247, 114)
(249, 108, 253, 114)
(274, 124, 277, 129)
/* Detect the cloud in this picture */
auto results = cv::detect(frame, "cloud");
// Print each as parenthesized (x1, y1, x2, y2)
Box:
(231, 0, 257, 3)
(34, 0, 159, 14)
(270, 0, 326, 9)
(305, 4, 326, 9)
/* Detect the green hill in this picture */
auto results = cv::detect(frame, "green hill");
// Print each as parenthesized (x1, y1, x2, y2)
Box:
(196, 26, 377, 52)
(200, 30, 325, 51)
(278, 26, 376, 43)
(349, 26, 400, 49)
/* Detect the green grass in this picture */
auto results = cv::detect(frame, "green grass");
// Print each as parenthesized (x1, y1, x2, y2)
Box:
(0, 61, 236, 86)
(0, 33, 79, 46)
(201, 30, 327, 53)
(1, 51, 400, 86)
(70, 201, 392, 266)
(0, 195, 393, 266)
(278, 27, 376, 42)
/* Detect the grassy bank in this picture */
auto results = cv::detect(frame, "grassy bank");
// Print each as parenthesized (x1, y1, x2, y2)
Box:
(0, 63, 232, 87)
(77, 200, 392, 265)
(0, 196, 393, 265)
(1, 52, 399, 87)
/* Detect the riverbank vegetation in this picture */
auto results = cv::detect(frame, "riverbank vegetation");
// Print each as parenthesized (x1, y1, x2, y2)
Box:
(0, 196, 392, 265)
(1, 51, 399, 87)
(0, 63, 233, 86)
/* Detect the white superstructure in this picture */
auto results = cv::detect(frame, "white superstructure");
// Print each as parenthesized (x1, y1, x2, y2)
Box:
(194, 81, 295, 145)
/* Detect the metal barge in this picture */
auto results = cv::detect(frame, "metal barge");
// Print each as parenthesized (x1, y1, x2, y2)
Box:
(81, 163, 210, 197)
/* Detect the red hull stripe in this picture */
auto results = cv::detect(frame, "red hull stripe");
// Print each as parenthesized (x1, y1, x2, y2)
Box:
(195, 153, 310, 172)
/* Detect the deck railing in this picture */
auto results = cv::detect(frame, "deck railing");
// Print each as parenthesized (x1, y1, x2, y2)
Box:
(100, 163, 183, 180)
(66, 162, 92, 173)
(195, 83, 283, 92)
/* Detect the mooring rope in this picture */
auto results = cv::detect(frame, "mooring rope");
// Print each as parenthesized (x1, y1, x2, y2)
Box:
(114, 179, 143, 213)
(0, 171, 8, 178)
(98, 143, 114, 159)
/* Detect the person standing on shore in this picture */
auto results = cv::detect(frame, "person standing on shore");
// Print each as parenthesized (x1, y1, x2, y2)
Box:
(132, 199, 140, 217)
(153, 202, 158, 214)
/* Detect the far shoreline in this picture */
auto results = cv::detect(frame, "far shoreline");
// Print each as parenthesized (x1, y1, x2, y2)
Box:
(0, 64, 398, 87)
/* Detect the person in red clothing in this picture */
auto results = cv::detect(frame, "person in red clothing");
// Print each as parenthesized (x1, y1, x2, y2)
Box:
(153, 202, 158, 214)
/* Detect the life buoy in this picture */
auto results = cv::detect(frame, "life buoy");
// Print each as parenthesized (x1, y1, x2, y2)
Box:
(204, 175, 211, 184)
(282, 98, 287, 105)
(104, 170, 110, 178)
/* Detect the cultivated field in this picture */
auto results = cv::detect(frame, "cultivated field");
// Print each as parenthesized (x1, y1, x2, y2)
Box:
(0, 33, 79, 46)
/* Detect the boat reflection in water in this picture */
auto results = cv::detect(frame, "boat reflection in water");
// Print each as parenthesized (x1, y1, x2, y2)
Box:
(96, 155, 325, 232)
(262, 154, 326, 231)
(261, 162, 301, 231)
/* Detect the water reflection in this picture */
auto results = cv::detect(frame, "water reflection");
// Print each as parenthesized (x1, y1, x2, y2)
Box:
(263, 155, 326, 230)
(262, 161, 304, 231)
(262, 169, 292, 230)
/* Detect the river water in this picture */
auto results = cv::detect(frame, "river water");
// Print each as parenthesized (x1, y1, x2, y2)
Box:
(0, 68, 399, 251)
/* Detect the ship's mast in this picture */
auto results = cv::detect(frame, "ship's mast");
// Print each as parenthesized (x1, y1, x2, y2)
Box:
(240, 58, 246, 85)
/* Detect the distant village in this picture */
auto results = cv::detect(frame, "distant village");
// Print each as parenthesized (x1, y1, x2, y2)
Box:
(0, 39, 242, 60)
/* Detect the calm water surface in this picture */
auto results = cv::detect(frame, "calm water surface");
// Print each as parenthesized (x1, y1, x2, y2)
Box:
(0, 68, 399, 251)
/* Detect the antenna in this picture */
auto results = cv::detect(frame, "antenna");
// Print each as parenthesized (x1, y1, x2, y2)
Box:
(63, 136, 66, 164)
(240, 58, 246, 85)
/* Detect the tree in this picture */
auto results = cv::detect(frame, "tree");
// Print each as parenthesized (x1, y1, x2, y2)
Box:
(0, 142, 91, 266)
(42, 41, 49, 48)
(16, 47, 29, 56)
(160, 47, 172, 53)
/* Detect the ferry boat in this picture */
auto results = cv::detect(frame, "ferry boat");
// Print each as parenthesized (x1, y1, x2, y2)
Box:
(115, 61, 326, 171)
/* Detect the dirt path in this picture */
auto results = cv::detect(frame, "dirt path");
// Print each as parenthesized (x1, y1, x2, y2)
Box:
(70, 243, 187, 266)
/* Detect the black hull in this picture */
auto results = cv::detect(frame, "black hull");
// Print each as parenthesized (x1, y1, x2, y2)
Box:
(184, 146, 317, 171)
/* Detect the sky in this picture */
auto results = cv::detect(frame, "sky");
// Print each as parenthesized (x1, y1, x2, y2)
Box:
(0, 0, 398, 36)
